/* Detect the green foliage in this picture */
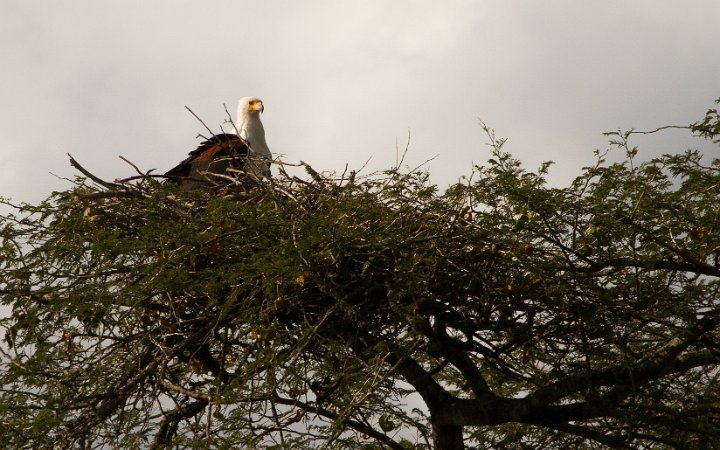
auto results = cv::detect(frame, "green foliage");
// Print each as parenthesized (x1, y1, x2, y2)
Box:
(1, 101, 720, 449)
(692, 97, 720, 143)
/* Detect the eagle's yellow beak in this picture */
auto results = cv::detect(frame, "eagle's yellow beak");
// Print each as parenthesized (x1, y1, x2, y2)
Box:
(249, 100, 264, 113)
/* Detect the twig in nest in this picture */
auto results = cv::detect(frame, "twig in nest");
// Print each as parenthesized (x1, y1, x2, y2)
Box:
(67, 154, 123, 190)
(119, 155, 154, 178)
(223, 103, 238, 135)
(116, 174, 170, 183)
(300, 161, 327, 187)
(74, 191, 144, 200)
(185, 106, 215, 137)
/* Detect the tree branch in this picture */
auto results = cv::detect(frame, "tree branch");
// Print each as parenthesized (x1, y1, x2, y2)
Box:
(151, 398, 209, 449)
(525, 313, 720, 409)
(67, 153, 123, 190)
(272, 395, 408, 450)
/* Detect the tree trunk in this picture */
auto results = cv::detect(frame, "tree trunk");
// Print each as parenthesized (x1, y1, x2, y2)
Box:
(433, 424, 464, 450)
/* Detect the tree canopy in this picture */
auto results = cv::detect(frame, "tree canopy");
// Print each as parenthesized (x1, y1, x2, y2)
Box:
(1, 100, 720, 449)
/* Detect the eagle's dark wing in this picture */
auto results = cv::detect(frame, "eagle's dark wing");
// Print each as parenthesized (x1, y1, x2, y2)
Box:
(164, 134, 250, 191)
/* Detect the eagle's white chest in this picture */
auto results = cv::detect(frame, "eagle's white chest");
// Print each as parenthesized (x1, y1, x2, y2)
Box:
(237, 116, 271, 177)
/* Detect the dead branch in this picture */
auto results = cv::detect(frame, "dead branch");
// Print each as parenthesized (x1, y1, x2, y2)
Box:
(185, 106, 215, 137)
(118, 155, 154, 178)
(67, 153, 123, 190)
(603, 125, 691, 136)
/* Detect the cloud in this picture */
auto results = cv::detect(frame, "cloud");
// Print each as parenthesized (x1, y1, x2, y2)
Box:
(0, 1, 718, 203)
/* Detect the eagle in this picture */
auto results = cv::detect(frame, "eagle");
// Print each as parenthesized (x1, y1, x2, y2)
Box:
(165, 97, 271, 190)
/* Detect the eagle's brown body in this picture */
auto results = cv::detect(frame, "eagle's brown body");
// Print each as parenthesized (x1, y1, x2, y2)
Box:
(165, 97, 271, 191)
(164, 134, 253, 191)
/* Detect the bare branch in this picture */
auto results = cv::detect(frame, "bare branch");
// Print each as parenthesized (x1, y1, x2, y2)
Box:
(185, 105, 215, 136)
(67, 153, 123, 189)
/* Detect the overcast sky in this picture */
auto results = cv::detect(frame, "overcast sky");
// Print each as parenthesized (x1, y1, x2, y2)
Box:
(1, 1, 718, 204)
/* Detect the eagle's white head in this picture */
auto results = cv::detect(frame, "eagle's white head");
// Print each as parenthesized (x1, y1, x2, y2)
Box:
(235, 97, 270, 159)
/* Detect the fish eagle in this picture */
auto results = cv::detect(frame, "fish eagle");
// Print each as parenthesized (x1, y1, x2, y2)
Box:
(165, 97, 271, 190)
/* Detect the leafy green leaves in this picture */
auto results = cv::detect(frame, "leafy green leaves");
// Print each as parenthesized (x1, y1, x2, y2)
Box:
(2, 105, 720, 448)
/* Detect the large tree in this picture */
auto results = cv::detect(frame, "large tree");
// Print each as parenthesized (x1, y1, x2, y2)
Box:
(1, 101, 720, 449)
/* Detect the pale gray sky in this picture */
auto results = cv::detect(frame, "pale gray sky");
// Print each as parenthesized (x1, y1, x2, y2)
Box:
(1, 1, 718, 203)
